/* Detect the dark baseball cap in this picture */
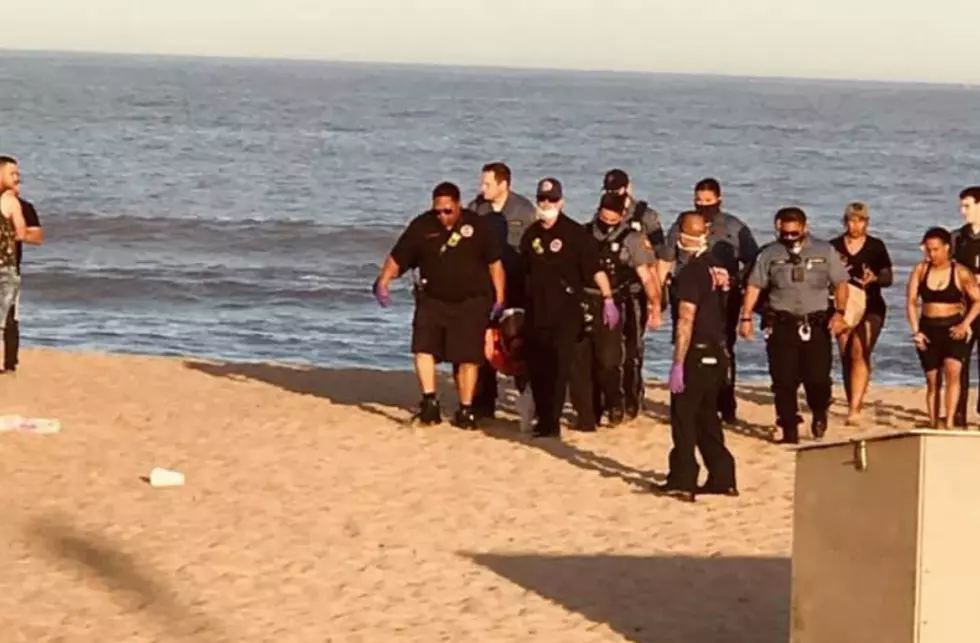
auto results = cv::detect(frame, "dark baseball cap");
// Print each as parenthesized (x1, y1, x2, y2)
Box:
(603, 169, 629, 192)
(536, 177, 563, 201)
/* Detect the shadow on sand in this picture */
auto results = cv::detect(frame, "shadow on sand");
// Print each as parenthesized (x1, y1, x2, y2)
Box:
(27, 514, 231, 642)
(463, 552, 790, 643)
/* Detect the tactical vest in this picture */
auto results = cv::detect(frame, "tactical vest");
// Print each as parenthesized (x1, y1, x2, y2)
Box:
(587, 222, 638, 293)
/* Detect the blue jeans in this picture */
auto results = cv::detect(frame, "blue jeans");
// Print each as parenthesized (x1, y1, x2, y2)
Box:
(0, 268, 21, 331)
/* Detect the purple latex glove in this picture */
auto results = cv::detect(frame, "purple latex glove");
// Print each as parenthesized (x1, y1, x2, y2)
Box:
(668, 363, 685, 395)
(373, 279, 392, 307)
(490, 302, 506, 320)
(602, 298, 620, 328)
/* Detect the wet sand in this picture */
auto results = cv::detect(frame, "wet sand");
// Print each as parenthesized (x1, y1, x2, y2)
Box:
(0, 348, 942, 642)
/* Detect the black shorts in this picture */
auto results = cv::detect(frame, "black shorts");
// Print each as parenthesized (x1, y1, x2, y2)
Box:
(917, 315, 971, 372)
(411, 295, 491, 365)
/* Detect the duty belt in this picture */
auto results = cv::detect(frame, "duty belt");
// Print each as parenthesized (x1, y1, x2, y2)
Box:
(772, 310, 828, 343)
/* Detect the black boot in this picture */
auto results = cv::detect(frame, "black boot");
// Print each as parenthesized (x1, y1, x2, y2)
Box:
(452, 406, 477, 430)
(414, 395, 442, 426)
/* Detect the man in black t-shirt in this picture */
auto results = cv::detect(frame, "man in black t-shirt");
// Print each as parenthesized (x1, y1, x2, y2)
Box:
(952, 185, 980, 425)
(655, 211, 737, 503)
(1, 158, 42, 373)
(373, 182, 505, 429)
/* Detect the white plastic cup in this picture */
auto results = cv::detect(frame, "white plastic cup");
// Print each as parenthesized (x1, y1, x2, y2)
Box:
(149, 467, 185, 487)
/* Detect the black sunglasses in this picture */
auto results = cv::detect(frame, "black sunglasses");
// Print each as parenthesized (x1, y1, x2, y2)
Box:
(537, 197, 561, 204)
(433, 208, 455, 216)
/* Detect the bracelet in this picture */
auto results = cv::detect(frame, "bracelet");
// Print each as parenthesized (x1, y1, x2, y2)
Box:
(739, 317, 752, 322)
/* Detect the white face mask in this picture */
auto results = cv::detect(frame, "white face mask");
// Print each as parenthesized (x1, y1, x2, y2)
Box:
(537, 206, 559, 222)
(677, 232, 709, 256)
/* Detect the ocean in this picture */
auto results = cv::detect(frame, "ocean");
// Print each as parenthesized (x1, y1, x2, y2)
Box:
(1, 51, 979, 384)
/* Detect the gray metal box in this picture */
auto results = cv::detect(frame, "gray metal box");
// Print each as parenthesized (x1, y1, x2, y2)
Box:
(791, 430, 980, 643)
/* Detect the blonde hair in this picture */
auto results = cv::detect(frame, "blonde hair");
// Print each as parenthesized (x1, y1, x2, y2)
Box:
(844, 202, 869, 220)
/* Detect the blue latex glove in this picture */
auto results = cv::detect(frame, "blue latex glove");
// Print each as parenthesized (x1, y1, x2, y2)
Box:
(373, 279, 392, 308)
(602, 298, 620, 329)
(668, 363, 685, 395)
(490, 302, 505, 321)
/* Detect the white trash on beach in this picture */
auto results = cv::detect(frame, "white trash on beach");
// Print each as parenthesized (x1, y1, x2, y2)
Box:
(0, 415, 61, 434)
(149, 467, 186, 488)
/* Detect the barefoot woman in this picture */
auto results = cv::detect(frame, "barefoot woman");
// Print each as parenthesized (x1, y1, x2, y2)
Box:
(906, 227, 980, 429)
(831, 203, 893, 425)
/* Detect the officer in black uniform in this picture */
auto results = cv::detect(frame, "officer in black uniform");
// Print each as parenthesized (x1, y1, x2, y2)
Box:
(568, 192, 662, 430)
(462, 161, 537, 419)
(952, 185, 980, 426)
(373, 182, 505, 429)
(602, 168, 665, 416)
(521, 177, 618, 439)
(659, 178, 759, 424)
(655, 211, 737, 503)
(739, 207, 850, 444)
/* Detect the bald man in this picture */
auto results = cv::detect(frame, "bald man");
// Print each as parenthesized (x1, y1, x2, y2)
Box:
(655, 211, 737, 503)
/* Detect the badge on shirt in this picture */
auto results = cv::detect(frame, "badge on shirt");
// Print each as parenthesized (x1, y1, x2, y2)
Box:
(532, 238, 544, 255)
(460, 224, 474, 239)
(610, 242, 620, 252)
(550, 239, 563, 253)
(630, 221, 642, 232)
(447, 232, 461, 248)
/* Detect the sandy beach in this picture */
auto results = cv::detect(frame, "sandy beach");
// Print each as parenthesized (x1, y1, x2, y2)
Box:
(0, 348, 945, 642)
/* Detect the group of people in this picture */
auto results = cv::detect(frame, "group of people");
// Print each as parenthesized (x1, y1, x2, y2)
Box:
(0, 156, 43, 374)
(372, 162, 980, 501)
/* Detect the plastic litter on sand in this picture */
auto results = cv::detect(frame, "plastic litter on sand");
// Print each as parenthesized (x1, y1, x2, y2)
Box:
(0, 415, 61, 434)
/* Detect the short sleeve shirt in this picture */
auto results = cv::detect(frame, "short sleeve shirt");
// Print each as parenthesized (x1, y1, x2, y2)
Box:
(748, 237, 850, 316)
(674, 254, 726, 343)
(390, 209, 501, 302)
(830, 235, 893, 316)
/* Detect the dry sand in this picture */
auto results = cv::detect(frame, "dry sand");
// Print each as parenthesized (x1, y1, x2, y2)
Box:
(0, 348, 944, 642)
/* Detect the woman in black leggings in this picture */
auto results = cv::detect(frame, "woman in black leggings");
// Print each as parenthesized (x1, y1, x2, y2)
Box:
(906, 227, 980, 428)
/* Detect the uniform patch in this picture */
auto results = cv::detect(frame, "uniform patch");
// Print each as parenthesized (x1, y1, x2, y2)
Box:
(532, 238, 544, 255)
(460, 224, 474, 238)
(610, 242, 620, 252)
(550, 239, 563, 253)
(631, 221, 643, 232)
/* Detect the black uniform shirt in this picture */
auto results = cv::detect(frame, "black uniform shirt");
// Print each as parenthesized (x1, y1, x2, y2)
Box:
(674, 253, 726, 344)
(390, 209, 501, 302)
(953, 224, 980, 275)
(16, 198, 40, 272)
(520, 213, 601, 328)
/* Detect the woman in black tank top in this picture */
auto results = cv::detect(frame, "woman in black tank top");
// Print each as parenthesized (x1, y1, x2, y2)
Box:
(906, 227, 980, 428)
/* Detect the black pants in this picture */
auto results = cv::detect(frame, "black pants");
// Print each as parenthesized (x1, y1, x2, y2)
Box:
(568, 301, 625, 428)
(667, 343, 736, 492)
(766, 314, 833, 441)
(622, 293, 648, 416)
(526, 321, 579, 435)
(718, 291, 740, 419)
(4, 304, 18, 370)
(956, 317, 980, 422)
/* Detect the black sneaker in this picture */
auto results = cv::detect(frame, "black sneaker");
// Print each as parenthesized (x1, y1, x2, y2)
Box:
(811, 416, 828, 440)
(624, 407, 639, 421)
(414, 397, 442, 426)
(608, 408, 625, 427)
(697, 484, 740, 497)
(651, 482, 696, 503)
(452, 407, 477, 430)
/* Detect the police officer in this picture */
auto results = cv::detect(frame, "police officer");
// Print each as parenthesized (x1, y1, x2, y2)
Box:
(952, 185, 980, 426)
(602, 168, 665, 416)
(373, 182, 506, 429)
(521, 177, 619, 439)
(656, 211, 738, 503)
(739, 207, 850, 444)
(660, 178, 759, 424)
(462, 162, 537, 419)
(569, 192, 662, 430)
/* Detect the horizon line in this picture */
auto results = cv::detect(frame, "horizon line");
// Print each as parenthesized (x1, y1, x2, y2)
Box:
(2, 46, 978, 90)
